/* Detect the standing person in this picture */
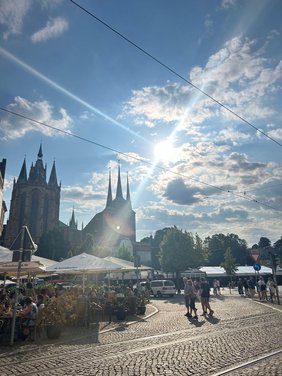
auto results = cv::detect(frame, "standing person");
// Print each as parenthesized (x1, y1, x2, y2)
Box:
(247, 277, 256, 298)
(237, 278, 244, 296)
(185, 279, 198, 319)
(213, 280, 218, 295)
(257, 276, 266, 300)
(216, 279, 221, 295)
(199, 278, 214, 316)
(243, 278, 249, 297)
(267, 277, 276, 304)
(183, 278, 191, 317)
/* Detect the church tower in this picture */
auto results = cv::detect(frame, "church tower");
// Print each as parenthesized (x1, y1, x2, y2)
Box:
(4, 145, 60, 247)
(82, 165, 136, 249)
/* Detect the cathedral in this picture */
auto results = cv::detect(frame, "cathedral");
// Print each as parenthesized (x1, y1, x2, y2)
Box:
(4, 145, 60, 247)
(3, 145, 139, 258)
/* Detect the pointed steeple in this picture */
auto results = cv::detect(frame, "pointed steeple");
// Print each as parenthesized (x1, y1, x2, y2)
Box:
(115, 163, 123, 199)
(38, 143, 43, 159)
(126, 172, 132, 209)
(18, 158, 27, 183)
(106, 167, 113, 207)
(126, 172, 131, 201)
(69, 208, 77, 229)
(28, 144, 46, 184)
(48, 161, 58, 186)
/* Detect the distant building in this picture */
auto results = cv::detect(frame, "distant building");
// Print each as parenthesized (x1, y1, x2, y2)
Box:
(82, 166, 136, 250)
(4, 145, 60, 247)
(2, 146, 151, 264)
(0, 159, 7, 239)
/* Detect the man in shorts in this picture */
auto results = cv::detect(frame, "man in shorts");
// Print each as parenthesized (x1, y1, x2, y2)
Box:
(200, 278, 214, 316)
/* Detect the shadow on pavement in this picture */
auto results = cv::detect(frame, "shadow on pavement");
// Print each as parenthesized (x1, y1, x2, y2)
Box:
(186, 317, 206, 327)
(204, 315, 220, 325)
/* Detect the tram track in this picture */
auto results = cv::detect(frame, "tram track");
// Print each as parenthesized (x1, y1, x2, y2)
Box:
(0, 314, 281, 376)
(211, 348, 282, 375)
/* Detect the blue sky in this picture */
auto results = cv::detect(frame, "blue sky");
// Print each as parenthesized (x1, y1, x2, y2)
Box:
(1, 0, 282, 247)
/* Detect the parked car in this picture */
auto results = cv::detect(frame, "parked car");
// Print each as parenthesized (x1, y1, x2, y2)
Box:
(150, 279, 176, 298)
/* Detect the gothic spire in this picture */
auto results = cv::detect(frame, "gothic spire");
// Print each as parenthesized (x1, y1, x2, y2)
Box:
(106, 167, 113, 207)
(38, 143, 43, 159)
(18, 158, 27, 183)
(69, 208, 77, 229)
(28, 144, 46, 184)
(115, 163, 123, 199)
(48, 161, 58, 186)
(126, 172, 132, 209)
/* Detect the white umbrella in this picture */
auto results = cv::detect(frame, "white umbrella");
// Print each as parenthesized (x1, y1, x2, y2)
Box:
(0, 261, 45, 274)
(46, 253, 122, 292)
(46, 253, 122, 273)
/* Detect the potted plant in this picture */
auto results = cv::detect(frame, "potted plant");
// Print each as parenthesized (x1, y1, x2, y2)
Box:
(41, 296, 67, 339)
(136, 293, 147, 315)
(113, 294, 127, 321)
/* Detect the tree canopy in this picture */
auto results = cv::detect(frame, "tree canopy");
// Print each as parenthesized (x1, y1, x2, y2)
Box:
(158, 227, 206, 274)
(203, 233, 251, 266)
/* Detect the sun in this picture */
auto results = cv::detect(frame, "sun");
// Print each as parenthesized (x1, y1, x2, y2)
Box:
(154, 139, 178, 165)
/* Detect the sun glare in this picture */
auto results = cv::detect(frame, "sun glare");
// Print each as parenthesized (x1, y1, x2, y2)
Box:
(154, 139, 178, 165)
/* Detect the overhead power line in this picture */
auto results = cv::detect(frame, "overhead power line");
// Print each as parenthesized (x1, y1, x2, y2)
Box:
(1, 106, 281, 214)
(69, 0, 282, 149)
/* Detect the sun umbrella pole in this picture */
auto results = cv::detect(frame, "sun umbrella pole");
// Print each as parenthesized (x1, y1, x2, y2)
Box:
(10, 226, 25, 346)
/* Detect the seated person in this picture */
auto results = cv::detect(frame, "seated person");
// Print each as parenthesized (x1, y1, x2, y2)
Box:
(17, 297, 38, 340)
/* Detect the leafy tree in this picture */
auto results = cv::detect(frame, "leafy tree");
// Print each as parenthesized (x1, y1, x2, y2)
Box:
(221, 247, 238, 281)
(273, 237, 282, 267)
(204, 233, 250, 266)
(258, 237, 271, 248)
(117, 243, 133, 262)
(37, 229, 70, 261)
(159, 227, 205, 277)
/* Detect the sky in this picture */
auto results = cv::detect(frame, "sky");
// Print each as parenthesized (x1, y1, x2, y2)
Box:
(1, 0, 282, 247)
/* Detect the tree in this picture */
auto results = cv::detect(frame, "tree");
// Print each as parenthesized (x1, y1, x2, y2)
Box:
(273, 237, 282, 267)
(221, 247, 238, 281)
(258, 237, 271, 248)
(204, 233, 250, 266)
(159, 227, 205, 282)
(37, 229, 70, 261)
(117, 244, 133, 262)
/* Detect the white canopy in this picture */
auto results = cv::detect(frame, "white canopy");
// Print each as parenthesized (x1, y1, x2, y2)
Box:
(46, 253, 122, 274)
(0, 246, 54, 269)
(200, 265, 272, 277)
(104, 256, 152, 271)
(0, 261, 45, 274)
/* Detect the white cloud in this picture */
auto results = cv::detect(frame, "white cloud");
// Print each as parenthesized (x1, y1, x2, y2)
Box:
(0, 96, 72, 139)
(221, 0, 237, 9)
(124, 36, 282, 138)
(0, 0, 32, 39)
(31, 17, 68, 43)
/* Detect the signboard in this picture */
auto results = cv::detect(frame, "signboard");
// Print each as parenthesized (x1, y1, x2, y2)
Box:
(253, 263, 261, 271)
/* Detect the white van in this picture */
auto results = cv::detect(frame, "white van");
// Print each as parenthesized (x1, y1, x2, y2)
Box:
(150, 280, 176, 298)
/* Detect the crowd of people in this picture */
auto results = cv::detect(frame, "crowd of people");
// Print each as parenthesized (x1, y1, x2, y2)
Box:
(0, 282, 149, 342)
(236, 276, 277, 303)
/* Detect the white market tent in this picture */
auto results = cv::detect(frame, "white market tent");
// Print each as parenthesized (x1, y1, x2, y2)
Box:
(104, 256, 152, 280)
(46, 253, 122, 274)
(0, 245, 54, 269)
(46, 253, 123, 292)
(200, 265, 273, 277)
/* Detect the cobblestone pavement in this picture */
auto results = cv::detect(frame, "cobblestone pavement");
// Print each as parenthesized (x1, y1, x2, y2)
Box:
(0, 291, 281, 375)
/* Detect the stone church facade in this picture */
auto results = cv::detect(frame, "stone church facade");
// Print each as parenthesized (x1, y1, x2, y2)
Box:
(3, 145, 142, 261)
(4, 145, 60, 247)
